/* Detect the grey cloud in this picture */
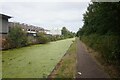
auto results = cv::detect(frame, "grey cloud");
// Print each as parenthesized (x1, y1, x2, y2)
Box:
(1, 2, 89, 32)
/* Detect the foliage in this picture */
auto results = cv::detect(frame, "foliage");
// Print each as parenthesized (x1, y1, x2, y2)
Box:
(37, 32, 50, 44)
(2, 27, 67, 50)
(77, 2, 120, 36)
(27, 36, 37, 45)
(1, 38, 10, 50)
(76, 28, 84, 37)
(61, 27, 75, 38)
(2, 25, 74, 50)
(81, 34, 120, 64)
(77, 2, 120, 65)
(8, 26, 28, 48)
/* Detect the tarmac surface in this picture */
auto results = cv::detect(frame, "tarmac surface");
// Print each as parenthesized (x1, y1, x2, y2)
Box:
(76, 39, 109, 78)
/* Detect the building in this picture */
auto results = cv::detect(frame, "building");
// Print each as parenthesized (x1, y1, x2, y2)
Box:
(44, 29, 51, 35)
(50, 28, 61, 36)
(0, 14, 11, 50)
(0, 14, 12, 38)
(9, 22, 48, 37)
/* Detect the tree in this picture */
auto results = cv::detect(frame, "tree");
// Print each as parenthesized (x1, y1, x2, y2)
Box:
(77, 2, 120, 64)
(77, 2, 120, 36)
(61, 27, 74, 38)
(61, 27, 68, 37)
(8, 26, 28, 48)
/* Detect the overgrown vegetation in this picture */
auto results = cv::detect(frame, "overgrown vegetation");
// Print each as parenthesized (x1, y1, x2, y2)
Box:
(2, 25, 75, 50)
(9, 26, 28, 48)
(77, 2, 120, 36)
(2, 26, 28, 49)
(61, 27, 75, 38)
(37, 32, 50, 44)
(76, 2, 120, 77)
(81, 34, 120, 64)
(27, 36, 37, 45)
(46, 35, 63, 42)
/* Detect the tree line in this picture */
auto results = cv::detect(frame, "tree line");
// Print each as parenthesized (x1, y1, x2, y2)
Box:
(61, 27, 75, 38)
(76, 2, 120, 66)
(77, 2, 120, 36)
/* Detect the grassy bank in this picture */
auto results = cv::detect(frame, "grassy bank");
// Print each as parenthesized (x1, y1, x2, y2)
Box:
(49, 39, 77, 78)
(81, 35, 120, 77)
(2, 38, 74, 78)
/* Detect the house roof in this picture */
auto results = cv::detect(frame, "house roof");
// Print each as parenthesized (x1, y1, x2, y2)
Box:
(0, 14, 12, 19)
(9, 22, 47, 32)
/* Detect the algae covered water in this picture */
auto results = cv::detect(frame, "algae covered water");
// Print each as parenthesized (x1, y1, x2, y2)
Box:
(2, 38, 75, 78)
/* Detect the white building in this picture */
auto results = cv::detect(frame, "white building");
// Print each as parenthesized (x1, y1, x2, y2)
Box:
(49, 28, 61, 35)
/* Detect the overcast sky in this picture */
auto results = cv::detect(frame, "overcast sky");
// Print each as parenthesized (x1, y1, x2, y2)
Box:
(0, 0, 90, 32)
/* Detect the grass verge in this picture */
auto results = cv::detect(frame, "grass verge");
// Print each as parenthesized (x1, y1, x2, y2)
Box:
(48, 39, 77, 78)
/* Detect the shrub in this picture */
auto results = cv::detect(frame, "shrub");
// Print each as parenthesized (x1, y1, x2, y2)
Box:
(37, 32, 50, 44)
(1, 38, 10, 50)
(27, 36, 37, 45)
(47, 35, 65, 41)
(8, 26, 28, 48)
(48, 35, 57, 41)
(81, 34, 120, 65)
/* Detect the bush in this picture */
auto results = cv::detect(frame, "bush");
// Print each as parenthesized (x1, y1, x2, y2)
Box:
(37, 32, 50, 44)
(48, 35, 57, 41)
(1, 38, 10, 50)
(49, 35, 64, 41)
(27, 36, 37, 45)
(42, 34, 65, 42)
(8, 26, 28, 48)
(81, 34, 120, 65)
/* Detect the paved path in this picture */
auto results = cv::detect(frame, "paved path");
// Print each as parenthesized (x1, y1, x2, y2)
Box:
(76, 39, 109, 78)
